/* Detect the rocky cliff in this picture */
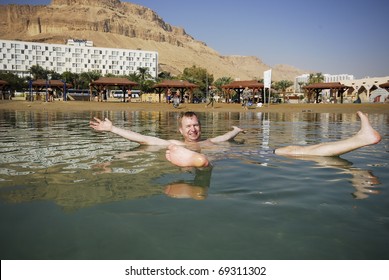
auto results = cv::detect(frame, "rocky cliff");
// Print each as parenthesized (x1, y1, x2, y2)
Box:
(0, 0, 306, 80)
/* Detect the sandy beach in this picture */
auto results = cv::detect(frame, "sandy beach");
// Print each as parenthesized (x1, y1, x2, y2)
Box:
(1, 99, 389, 114)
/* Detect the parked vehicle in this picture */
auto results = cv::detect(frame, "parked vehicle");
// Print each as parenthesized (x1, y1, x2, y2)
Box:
(67, 89, 93, 101)
(111, 89, 141, 102)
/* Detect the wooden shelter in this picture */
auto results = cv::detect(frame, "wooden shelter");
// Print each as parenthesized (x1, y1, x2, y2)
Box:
(303, 82, 349, 103)
(90, 77, 138, 102)
(152, 80, 198, 103)
(0, 80, 10, 100)
(0, 80, 8, 88)
(222, 80, 264, 103)
(31, 79, 72, 101)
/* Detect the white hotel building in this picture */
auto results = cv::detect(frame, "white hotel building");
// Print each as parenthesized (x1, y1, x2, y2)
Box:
(0, 39, 158, 79)
(294, 73, 354, 93)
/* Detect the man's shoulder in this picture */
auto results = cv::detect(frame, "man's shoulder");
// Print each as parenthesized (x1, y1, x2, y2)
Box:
(168, 139, 185, 145)
(199, 139, 214, 145)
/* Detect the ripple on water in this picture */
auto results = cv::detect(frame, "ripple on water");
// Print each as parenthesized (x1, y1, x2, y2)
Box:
(0, 110, 388, 260)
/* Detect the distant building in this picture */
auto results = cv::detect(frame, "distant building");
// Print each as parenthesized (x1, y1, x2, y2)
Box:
(323, 73, 354, 83)
(294, 72, 389, 103)
(66, 39, 94, 47)
(294, 74, 310, 93)
(294, 73, 354, 93)
(343, 76, 389, 103)
(0, 39, 158, 79)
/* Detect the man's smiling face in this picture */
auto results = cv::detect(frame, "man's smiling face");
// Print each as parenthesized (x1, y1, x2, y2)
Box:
(179, 115, 201, 143)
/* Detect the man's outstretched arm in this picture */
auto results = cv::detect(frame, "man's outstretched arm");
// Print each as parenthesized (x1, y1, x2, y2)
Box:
(90, 117, 178, 146)
(208, 126, 244, 143)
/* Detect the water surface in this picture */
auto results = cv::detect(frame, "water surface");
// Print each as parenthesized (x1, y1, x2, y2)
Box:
(0, 109, 388, 259)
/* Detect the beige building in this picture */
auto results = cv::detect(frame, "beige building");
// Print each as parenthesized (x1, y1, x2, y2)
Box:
(293, 74, 389, 103)
(342, 76, 389, 103)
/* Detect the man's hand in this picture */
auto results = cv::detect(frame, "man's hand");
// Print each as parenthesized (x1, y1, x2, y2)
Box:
(89, 117, 113, 132)
(232, 126, 246, 134)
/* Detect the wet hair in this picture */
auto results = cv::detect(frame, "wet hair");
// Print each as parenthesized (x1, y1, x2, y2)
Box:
(178, 111, 201, 127)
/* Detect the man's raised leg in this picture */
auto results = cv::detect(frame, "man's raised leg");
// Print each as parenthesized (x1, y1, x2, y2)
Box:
(275, 111, 381, 157)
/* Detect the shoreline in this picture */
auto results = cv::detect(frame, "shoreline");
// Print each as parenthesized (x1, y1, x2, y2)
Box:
(1, 100, 389, 114)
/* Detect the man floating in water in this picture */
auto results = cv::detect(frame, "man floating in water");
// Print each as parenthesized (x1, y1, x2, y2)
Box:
(90, 111, 381, 168)
(90, 111, 243, 167)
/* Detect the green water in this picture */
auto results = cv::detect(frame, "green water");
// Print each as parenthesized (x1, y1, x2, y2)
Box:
(0, 110, 388, 259)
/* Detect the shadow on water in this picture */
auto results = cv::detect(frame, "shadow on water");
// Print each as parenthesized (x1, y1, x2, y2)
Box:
(275, 155, 381, 200)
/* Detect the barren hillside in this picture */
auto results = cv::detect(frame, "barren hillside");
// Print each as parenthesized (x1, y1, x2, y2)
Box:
(0, 0, 307, 80)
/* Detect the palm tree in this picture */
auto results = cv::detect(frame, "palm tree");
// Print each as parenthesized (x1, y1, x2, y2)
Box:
(30, 65, 48, 80)
(298, 81, 305, 93)
(137, 67, 152, 81)
(158, 71, 174, 81)
(308, 72, 325, 84)
(61, 71, 78, 89)
(274, 80, 293, 102)
(80, 71, 101, 88)
(214, 76, 233, 102)
(137, 67, 154, 93)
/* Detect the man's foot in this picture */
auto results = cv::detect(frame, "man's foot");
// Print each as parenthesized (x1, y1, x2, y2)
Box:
(165, 145, 209, 167)
(355, 111, 381, 145)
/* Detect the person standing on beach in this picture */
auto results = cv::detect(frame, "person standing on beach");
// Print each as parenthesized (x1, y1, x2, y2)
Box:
(172, 92, 180, 108)
(90, 111, 381, 168)
(127, 89, 132, 103)
(206, 88, 215, 108)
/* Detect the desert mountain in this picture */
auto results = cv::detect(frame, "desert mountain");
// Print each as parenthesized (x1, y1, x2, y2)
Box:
(0, 0, 306, 81)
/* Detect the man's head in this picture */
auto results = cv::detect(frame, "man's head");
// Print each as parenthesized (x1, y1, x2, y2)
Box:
(179, 112, 201, 143)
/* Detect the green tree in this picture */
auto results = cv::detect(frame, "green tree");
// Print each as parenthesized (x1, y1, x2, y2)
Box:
(136, 67, 154, 93)
(0, 71, 25, 92)
(158, 71, 175, 81)
(127, 72, 140, 83)
(274, 80, 293, 102)
(306, 73, 325, 103)
(47, 70, 61, 80)
(61, 71, 80, 89)
(214, 76, 233, 101)
(30, 65, 48, 80)
(308, 72, 325, 84)
(297, 81, 305, 93)
(137, 67, 152, 81)
(180, 65, 213, 98)
(61, 71, 75, 84)
(80, 71, 101, 88)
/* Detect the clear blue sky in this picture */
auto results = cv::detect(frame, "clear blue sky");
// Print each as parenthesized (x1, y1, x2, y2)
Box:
(2, 0, 388, 78)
